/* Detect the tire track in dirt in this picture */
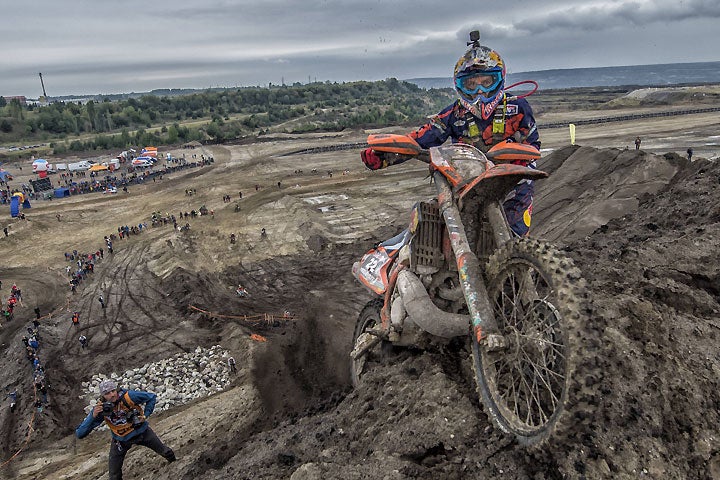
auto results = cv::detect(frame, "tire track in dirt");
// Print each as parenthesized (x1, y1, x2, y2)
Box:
(57, 244, 135, 351)
(52, 235, 183, 358)
(89, 239, 188, 354)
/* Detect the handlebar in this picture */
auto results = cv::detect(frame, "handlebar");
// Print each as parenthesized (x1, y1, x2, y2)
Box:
(384, 150, 430, 166)
(367, 134, 541, 167)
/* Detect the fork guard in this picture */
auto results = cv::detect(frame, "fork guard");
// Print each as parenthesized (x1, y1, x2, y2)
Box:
(396, 269, 469, 338)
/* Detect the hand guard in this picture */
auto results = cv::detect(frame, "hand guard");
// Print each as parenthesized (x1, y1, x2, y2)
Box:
(361, 148, 385, 170)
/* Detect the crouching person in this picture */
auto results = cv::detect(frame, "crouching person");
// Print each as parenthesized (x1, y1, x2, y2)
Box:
(75, 380, 176, 479)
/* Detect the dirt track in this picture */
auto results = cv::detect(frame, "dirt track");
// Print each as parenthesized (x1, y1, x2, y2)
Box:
(1, 92, 719, 479)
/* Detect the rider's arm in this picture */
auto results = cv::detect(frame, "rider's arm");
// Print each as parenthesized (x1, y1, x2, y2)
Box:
(128, 390, 157, 417)
(361, 103, 456, 171)
(408, 103, 456, 149)
(513, 99, 541, 150)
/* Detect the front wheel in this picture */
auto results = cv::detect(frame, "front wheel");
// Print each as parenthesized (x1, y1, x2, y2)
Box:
(472, 238, 587, 445)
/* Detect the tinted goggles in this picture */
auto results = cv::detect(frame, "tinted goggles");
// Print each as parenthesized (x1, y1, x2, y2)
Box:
(455, 70, 503, 96)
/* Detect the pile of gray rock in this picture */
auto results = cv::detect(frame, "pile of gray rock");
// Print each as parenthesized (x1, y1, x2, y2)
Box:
(81, 345, 232, 415)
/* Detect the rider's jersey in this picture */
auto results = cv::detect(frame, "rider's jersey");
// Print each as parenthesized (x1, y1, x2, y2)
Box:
(403, 96, 540, 237)
(408, 97, 540, 153)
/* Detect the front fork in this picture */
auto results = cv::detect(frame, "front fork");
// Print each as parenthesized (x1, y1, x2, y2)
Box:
(434, 171, 506, 349)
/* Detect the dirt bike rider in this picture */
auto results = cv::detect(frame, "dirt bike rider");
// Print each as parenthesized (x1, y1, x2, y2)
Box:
(361, 31, 540, 236)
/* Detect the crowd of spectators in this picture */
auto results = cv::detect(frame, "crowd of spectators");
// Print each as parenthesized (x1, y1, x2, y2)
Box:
(1, 155, 212, 204)
(5, 283, 50, 414)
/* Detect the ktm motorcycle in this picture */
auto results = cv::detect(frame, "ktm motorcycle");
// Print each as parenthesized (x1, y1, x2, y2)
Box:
(351, 134, 588, 445)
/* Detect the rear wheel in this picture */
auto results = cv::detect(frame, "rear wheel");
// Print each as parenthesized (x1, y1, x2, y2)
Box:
(350, 298, 385, 387)
(472, 238, 586, 445)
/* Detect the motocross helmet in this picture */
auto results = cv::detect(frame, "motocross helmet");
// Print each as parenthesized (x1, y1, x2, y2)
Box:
(453, 45, 506, 120)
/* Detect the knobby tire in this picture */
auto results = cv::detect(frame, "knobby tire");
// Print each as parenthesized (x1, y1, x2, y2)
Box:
(473, 237, 590, 445)
(350, 298, 385, 387)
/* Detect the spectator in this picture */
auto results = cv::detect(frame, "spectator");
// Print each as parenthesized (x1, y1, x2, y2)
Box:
(8, 390, 17, 412)
(635, 136, 641, 150)
(75, 380, 176, 478)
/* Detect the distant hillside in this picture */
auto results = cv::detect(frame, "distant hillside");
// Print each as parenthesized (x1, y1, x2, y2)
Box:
(406, 61, 720, 91)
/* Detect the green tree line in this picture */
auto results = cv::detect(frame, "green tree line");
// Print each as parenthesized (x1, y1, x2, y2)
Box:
(0, 80, 453, 154)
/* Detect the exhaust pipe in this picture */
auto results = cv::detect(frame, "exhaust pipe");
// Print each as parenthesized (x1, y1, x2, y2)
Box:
(396, 270, 469, 338)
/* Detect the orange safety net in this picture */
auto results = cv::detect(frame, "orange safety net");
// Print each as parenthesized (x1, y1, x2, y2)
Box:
(188, 305, 295, 325)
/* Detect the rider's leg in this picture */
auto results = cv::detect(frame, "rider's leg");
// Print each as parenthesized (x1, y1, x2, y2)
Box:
(502, 180, 534, 237)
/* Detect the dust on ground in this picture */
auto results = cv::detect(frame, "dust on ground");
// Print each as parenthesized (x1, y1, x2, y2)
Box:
(0, 93, 719, 479)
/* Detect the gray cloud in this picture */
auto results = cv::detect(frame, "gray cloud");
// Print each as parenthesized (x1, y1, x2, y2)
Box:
(1, 0, 718, 97)
(514, 0, 720, 34)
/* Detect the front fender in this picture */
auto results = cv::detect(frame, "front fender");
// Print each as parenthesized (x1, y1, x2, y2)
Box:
(457, 164, 548, 203)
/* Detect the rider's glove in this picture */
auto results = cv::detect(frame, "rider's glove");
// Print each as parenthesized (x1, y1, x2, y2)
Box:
(361, 148, 385, 170)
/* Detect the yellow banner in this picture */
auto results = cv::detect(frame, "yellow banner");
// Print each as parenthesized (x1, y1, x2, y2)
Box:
(569, 123, 576, 145)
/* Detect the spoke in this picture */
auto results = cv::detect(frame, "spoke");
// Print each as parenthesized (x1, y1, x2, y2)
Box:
(531, 368, 546, 426)
(519, 360, 536, 425)
(508, 364, 521, 420)
(486, 260, 572, 430)
(514, 333, 565, 351)
(513, 361, 527, 421)
(501, 274, 520, 328)
(530, 363, 561, 409)
(529, 361, 566, 380)
(491, 355, 514, 379)
(499, 358, 523, 409)
(535, 388, 549, 425)
(494, 290, 511, 327)
(518, 356, 549, 427)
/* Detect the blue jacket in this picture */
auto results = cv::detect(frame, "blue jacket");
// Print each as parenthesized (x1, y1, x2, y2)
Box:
(75, 389, 157, 442)
(408, 98, 540, 151)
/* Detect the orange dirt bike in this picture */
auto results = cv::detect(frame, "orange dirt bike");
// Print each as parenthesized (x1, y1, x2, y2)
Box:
(351, 134, 587, 445)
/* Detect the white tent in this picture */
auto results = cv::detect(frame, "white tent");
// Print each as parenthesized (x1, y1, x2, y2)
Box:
(32, 159, 49, 172)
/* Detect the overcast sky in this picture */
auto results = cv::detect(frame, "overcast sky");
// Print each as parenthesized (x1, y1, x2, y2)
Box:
(2, 0, 719, 97)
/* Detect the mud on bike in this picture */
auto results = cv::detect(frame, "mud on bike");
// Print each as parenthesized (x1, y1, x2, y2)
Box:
(350, 134, 588, 445)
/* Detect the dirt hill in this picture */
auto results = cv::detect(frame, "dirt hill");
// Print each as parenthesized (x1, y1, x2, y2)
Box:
(0, 108, 719, 479)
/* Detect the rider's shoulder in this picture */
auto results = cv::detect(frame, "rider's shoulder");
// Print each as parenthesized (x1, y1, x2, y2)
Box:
(507, 96, 533, 110)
